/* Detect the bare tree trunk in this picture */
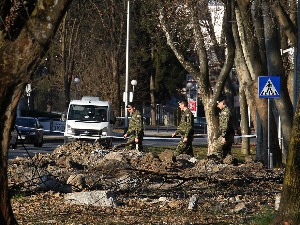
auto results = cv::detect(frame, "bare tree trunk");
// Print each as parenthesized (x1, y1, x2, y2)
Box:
(239, 89, 250, 155)
(0, 1, 72, 223)
(263, 0, 290, 166)
(0, 86, 23, 225)
(111, 51, 121, 117)
(235, 0, 274, 165)
(272, 97, 300, 224)
(150, 73, 156, 126)
(60, 13, 80, 110)
(272, 0, 300, 222)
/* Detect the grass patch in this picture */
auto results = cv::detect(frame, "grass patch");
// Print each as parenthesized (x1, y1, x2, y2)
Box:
(10, 190, 27, 200)
(245, 208, 276, 225)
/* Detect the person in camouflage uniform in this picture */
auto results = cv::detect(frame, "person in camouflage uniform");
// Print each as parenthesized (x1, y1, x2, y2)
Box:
(212, 95, 235, 159)
(172, 99, 194, 156)
(123, 102, 144, 151)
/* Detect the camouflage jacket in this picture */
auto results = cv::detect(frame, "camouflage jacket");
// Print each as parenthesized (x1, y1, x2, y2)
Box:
(218, 106, 234, 138)
(126, 110, 144, 138)
(175, 108, 194, 138)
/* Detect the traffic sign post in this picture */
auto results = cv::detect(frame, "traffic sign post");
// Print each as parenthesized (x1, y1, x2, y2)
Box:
(258, 76, 280, 98)
(258, 76, 280, 169)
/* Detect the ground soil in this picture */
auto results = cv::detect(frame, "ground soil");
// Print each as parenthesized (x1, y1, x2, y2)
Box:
(9, 141, 284, 225)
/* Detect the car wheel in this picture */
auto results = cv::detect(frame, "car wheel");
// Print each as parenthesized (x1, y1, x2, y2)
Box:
(11, 138, 17, 149)
(37, 137, 43, 147)
(33, 138, 39, 147)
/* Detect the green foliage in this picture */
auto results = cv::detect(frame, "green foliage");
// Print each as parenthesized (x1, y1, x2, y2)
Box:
(10, 186, 27, 201)
(129, 0, 187, 105)
(154, 39, 187, 99)
(11, 192, 26, 201)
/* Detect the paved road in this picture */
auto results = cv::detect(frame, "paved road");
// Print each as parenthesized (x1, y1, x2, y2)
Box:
(8, 126, 256, 159)
(8, 132, 208, 159)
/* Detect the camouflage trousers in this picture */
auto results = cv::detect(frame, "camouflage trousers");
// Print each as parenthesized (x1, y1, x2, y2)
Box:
(126, 135, 143, 151)
(112, 135, 143, 151)
(174, 137, 194, 156)
(210, 136, 233, 159)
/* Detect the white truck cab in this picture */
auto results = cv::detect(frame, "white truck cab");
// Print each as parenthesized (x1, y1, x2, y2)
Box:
(64, 96, 114, 146)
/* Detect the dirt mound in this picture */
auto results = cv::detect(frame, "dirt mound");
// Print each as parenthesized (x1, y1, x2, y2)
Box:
(9, 141, 284, 224)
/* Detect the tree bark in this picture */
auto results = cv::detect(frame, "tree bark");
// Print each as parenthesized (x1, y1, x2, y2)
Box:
(239, 89, 250, 155)
(150, 72, 156, 126)
(272, 97, 300, 224)
(159, 0, 235, 155)
(235, 0, 275, 165)
(0, 1, 72, 223)
(0, 86, 23, 224)
(262, 0, 285, 166)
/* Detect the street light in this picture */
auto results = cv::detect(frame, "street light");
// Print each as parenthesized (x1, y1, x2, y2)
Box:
(131, 79, 137, 96)
(124, 0, 130, 130)
(186, 82, 193, 100)
(74, 77, 80, 99)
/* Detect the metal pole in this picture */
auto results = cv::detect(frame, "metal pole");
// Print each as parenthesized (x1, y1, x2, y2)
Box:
(295, 5, 300, 112)
(124, 0, 130, 130)
(268, 98, 272, 169)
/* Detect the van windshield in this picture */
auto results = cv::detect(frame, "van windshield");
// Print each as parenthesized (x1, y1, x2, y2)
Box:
(68, 105, 108, 122)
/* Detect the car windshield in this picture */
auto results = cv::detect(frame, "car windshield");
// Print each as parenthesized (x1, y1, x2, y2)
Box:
(16, 118, 36, 128)
(68, 105, 108, 122)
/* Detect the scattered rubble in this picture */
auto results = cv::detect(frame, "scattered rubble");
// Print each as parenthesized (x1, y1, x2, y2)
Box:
(9, 141, 284, 224)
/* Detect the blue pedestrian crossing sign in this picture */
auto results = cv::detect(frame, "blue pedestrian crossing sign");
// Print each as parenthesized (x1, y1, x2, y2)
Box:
(258, 76, 280, 98)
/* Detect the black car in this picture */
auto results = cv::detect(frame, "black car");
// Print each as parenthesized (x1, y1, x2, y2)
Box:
(194, 117, 207, 134)
(15, 117, 44, 147)
(10, 126, 18, 149)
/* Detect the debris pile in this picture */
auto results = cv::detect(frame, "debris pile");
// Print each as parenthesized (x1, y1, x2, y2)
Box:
(9, 141, 284, 224)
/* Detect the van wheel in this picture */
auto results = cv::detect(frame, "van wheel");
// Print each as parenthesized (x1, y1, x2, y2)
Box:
(105, 138, 113, 148)
(34, 139, 39, 147)
(64, 136, 69, 144)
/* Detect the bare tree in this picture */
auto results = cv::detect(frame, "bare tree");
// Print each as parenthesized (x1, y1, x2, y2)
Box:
(233, 0, 295, 165)
(159, 0, 235, 155)
(88, 0, 127, 116)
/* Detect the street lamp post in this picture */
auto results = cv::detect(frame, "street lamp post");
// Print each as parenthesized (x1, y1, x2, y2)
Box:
(186, 82, 193, 100)
(124, 0, 130, 130)
(131, 79, 137, 97)
(74, 77, 80, 99)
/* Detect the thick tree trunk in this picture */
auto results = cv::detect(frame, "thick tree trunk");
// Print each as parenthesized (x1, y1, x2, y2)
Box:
(206, 106, 220, 155)
(271, 0, 300, 222)
(272, 97, 300, 224)
(0, 85, 23, 225)
(239, 89, 250, 155)
(0, 1, 72, 223)
(236, 0, 276, 166)
(263, 1, 290, 166)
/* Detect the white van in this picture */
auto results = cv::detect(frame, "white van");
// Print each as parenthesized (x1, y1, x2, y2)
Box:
(64, 96, 114, 146)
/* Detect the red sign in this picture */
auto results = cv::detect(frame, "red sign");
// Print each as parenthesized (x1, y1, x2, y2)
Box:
(188, 101, 196, 115)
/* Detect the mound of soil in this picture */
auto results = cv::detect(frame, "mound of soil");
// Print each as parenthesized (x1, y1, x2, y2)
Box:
(9, 141, 283, 224)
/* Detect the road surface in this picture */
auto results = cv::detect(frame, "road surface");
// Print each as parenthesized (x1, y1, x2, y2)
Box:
(8, 135, 208, 159)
